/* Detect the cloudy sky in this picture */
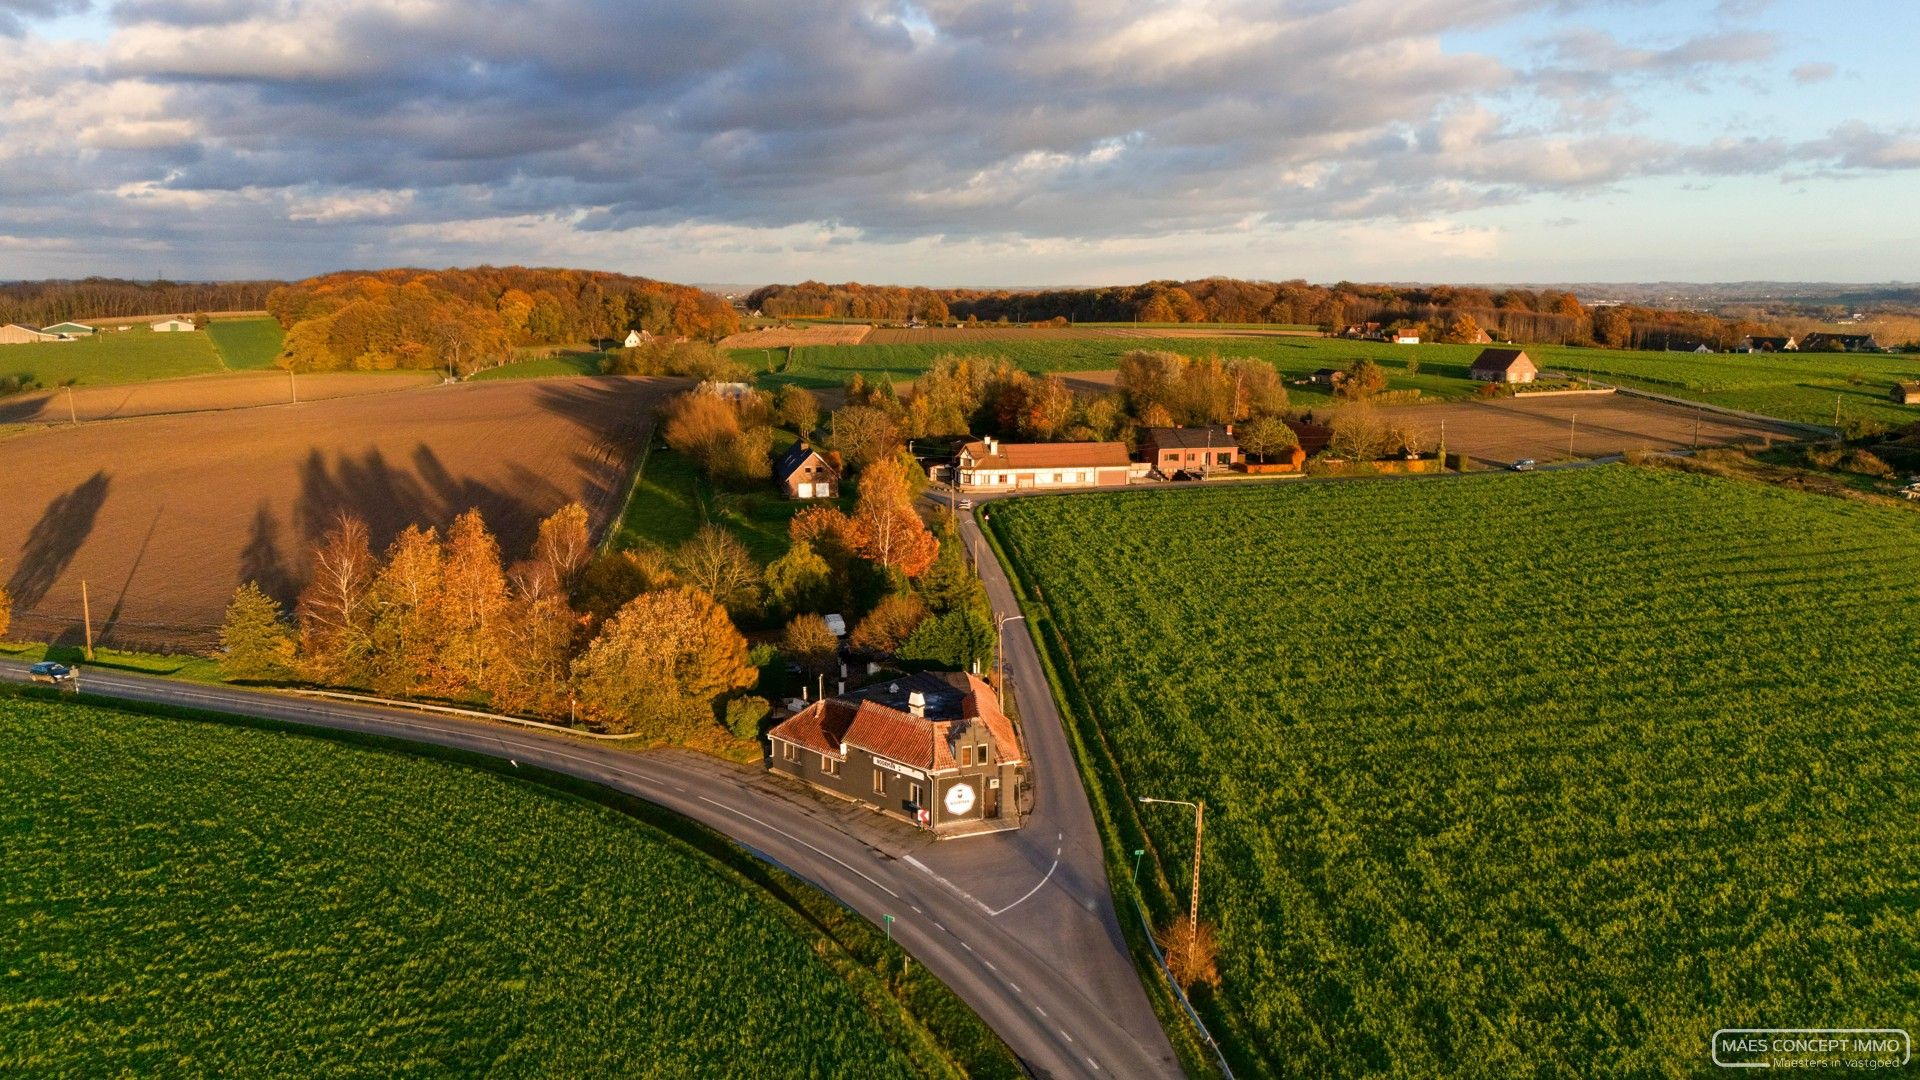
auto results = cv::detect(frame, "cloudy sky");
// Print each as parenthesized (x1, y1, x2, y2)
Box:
(3, 0, 1916, 284)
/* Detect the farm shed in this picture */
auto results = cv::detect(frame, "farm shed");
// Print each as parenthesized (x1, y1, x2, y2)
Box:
(0, 323, 61, 344)
(1893, 382, 1920, 406)
(767, 670, 1024, 833)
(774, 441, 838, 499)
(40, 322, 95, 337)
(1139, 425, 1241, 474)
(1470, 348, 1538, 384)
(955, 437, 1132, 490)
(150, 317, 196, 332)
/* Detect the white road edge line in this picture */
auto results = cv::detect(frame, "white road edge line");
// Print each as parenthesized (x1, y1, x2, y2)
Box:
(697, 796, 899, 898)
(989, 853, 1060, 916)
(901, 854, 996, 916)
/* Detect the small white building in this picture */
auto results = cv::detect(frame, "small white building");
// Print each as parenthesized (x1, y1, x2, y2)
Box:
(955, 438, 1133, 490)
(150, 317, 196, 332)
(0, 323, 61, 344)
(1393, 333, 1420, 345)
(622, 329, 654, 348)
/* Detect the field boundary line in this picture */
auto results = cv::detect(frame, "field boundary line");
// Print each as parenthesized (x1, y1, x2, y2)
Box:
(600, 434, 654, 554)
(1602, 383, 1838, 438)
(282, 687, 650, 740)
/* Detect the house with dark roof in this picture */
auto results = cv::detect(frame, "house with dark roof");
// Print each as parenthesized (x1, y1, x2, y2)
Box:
(766, 670, 1025, 832)
(1138, 425, 1241, 475)
(1801, 332, 1882, 352)
(774, 441, 838, 499)
(1469, 347, 1538, 384)
(955, 437, 1132, 490)
(1309, 367, 1347, 386)
(1742, 335, 1797, 353)
(1893, 381, 1920, 406)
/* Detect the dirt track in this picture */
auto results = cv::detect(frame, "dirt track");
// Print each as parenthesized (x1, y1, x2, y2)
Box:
(0, 371, 440, 426)
(1373, 392, 1809, 464)
(0, 377, 680, 651)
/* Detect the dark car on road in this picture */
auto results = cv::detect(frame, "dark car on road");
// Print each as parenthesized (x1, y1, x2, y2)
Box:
(28, 661, 75, 684)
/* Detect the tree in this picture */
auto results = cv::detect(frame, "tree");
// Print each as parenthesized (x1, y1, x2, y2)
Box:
(296, 512, 376, 684)
(0, 576, 10, 644)
(532, 502, 593, 595)
(783, 614, 840, 679)
(219, 582, 293, 681)
(1021, 374, 1076, 440)
(662, 391, 742, 467)
(576, 548, 677, 622)
(1226, 357, 1287, 418)
(1117, 350, 1184, 418)
(773, 385, 819, 436)
(765, 540, 835, 614)
(1442, 312, 1485, 344)
(366, 524, 444, 695)
(849, 593, 929, 655)
(672, 525, 762, 615)
(1157, 919, 1222, 990)
(724, 696, 771, 740)
(1328, 407, 1396, 461)
(913, 525, 988, 617)
(486, 593, 580, 719)
(1335, 358, 1387, 400)
(1237, 416, 1300, 463)
(433, 509, 509, 694)
(854, 455, 939, 577)
(898, 609, 994, 671)
(571, 587, 755, 735)
(832, 404, 902, 471)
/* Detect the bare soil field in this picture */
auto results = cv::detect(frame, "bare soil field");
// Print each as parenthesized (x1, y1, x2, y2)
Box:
(718, 324, 873, 349)
(1374, 391, 1810, 464)
(0, 377, 679, 651)
(0, 371, 438, 426)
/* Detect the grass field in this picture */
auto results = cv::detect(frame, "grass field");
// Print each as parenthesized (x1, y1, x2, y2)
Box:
(609, 434, 833, 565)
(768, 335, 1920, 425)
(0, 327, 224, 387)
(0, 693, 1010, 1076)
(989, 467, 1920, 1078)
(206, 317, 286, 370)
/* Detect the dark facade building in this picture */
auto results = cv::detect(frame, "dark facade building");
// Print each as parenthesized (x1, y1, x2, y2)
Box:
(1800, 332, 1882, 353)
(1139, 425, 1241, 474)
(766, 671, 1025, 833)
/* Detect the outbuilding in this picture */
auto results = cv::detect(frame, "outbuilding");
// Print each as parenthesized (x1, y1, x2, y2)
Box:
(40, 322, 95, 337)
(0, 323, 60, 344)
(767, 670, 1025, 833)
(1469, 347, 1538, 384)
(1892, 382, 1920, 406)
(774, 441, 839, 499)
(150, 317, 196, 332)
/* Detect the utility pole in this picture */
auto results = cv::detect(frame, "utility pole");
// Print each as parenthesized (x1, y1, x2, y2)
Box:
(995, 614, 1025, 708)
(289, 368, 298, 405)
(1568, 412, 1577, 462)
(1693, 408, 1701, 449)
(64, 385, 77, 426)
(81, 580, 95, 660)
(1835, 394, 1842, 428)
(1139, 796, 1206, 936)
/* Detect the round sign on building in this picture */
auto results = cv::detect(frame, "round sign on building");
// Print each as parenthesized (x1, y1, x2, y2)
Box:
(944, 782, 977, 817)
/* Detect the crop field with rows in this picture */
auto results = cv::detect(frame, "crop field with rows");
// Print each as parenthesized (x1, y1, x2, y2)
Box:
(989, 466, 1920, 1077)
(0, 696, 998, 1077)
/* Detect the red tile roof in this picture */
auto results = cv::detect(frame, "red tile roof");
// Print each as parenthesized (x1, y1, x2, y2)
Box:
(961, 441, 1130, 470)
(767, 671, 1024, 771)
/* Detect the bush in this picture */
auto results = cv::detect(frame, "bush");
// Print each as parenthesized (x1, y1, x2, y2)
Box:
(724, 696, 771, 740)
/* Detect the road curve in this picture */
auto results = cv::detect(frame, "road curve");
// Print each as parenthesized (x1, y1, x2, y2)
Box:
(0, 659, 1179, 1079)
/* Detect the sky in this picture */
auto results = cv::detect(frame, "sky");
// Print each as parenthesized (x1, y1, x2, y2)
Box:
(2, 0, 1916, 285)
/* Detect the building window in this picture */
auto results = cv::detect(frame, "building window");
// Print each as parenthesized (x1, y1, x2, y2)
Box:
(821, 754, 840, 776)
(1217, 452, 1231, 465)
(909, 782, 923, 806)
(978, 745, 989, 766)
(872, 769, 886, 795)
(958, 745, 972, 766)
(781, 741, 799, 762)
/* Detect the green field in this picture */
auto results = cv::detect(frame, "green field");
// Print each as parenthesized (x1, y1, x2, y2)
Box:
(770, 336, 1920, 425)
(989, 467, 1920, 1078)
(0, 327, 224, 386)
(0, 693, 1012, 1077)
(610, 434, 841, 565)
(206, 316, 286, 370)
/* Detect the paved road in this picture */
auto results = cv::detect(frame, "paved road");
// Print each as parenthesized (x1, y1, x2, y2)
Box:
(0, 660, 1179, 1079)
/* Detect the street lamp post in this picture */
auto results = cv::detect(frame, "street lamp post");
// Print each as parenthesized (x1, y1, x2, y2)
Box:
(995, 614, 1026, 707)
(1139, 796, 1205, 936)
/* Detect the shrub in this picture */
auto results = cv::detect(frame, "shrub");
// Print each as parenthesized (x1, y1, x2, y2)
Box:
(724, 695, 771, 740)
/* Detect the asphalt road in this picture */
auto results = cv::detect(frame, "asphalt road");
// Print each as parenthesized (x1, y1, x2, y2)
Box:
(0, 658, 1180, 1079)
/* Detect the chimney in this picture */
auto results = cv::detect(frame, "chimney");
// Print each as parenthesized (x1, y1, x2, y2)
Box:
(908, 690, 927, 718)
(1224, 422, 1233, 436)
(984, 436, 998, 455)
(837, 678, 846, 695)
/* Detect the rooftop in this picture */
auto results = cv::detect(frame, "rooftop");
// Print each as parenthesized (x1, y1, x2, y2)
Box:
(960, 440, 1130, 470)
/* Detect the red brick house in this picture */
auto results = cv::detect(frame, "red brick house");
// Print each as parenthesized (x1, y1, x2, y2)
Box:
(1139, 425, 1241, 474)
(774, 441, 838, 499)
(767, 671, 1025, 832)
(1470, 347, 1538, 384)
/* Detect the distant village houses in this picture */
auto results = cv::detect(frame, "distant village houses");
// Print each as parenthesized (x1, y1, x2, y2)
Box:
(1800, 332, 1882, 353)
(1741, 335, 1797, 353)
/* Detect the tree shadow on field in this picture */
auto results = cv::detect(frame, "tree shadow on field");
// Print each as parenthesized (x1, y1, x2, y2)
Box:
(7, 470, 110, 607)
(239, 500, 298, 606)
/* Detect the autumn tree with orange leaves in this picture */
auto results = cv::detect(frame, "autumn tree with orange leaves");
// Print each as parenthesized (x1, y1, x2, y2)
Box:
(853, 455, 939, 578)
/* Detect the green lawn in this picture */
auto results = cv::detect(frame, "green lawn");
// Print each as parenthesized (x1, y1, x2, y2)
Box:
(610, 432, 841, 565)
(0, 327, 224, 387)
(1, 640, 224, 682)
(0, 693, 1013, 1077)
(772, 336, 1920, 425)
(470, 352, 606, 380)
(206, 317, 286, 370)
(989, 467, 1920, 1078)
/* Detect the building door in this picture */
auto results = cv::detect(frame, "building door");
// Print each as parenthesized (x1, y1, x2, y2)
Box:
(984, 779, 999, 818)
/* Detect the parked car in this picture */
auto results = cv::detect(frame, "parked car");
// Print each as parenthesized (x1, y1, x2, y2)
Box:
(955, 498, 973, 510)
(1510, 459, 1537, 472)
(28, 661, 75, 684)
